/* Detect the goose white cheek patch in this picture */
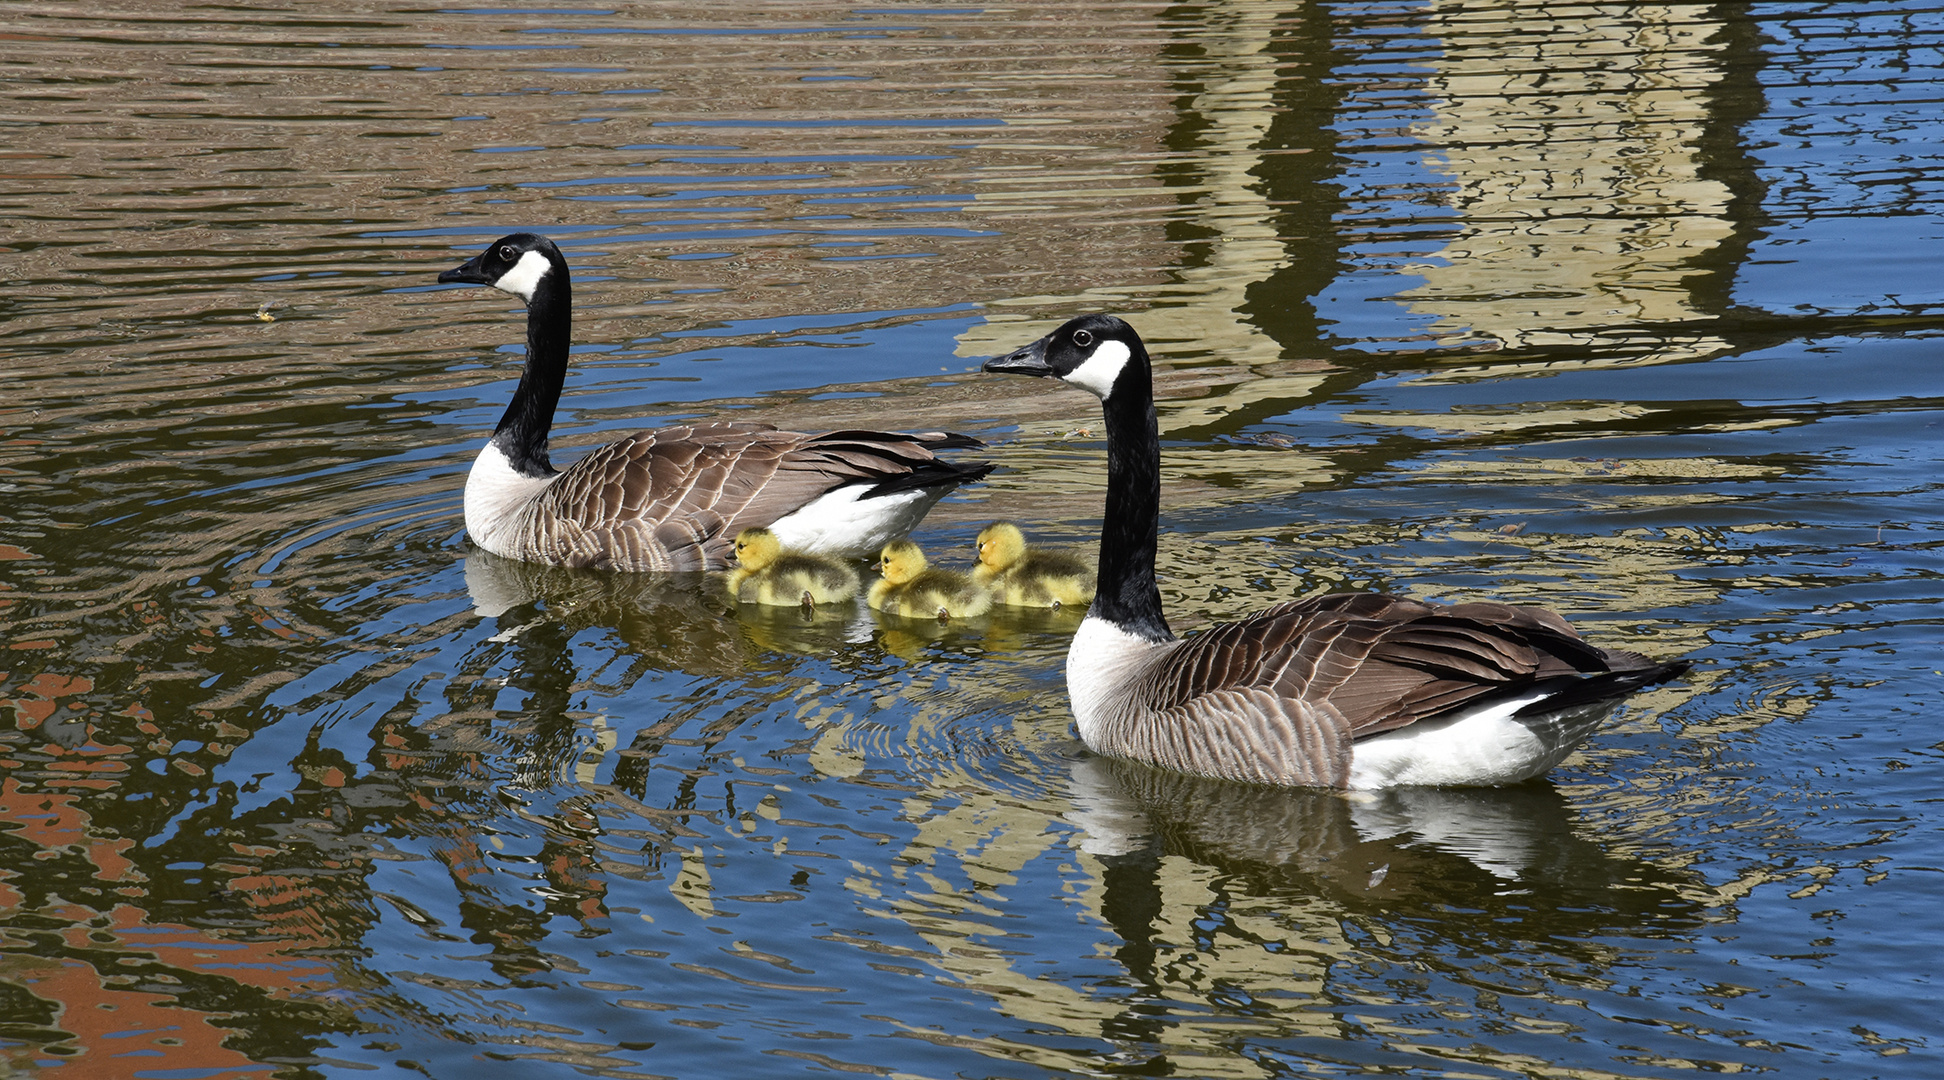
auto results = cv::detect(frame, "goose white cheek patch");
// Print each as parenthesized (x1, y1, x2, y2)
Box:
(1061, 339, 1131, 400)
(492, 249, 553, 302)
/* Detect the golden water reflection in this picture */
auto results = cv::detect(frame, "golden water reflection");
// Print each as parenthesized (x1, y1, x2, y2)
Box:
(1401, 2, 1739, 367)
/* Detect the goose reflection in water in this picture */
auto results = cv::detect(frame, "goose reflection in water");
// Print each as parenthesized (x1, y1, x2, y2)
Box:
(465, 549, 879, 660)
(1066, 755, 1709, 908)
(462, 551, 886, 807)
(466, 551, 752, 670)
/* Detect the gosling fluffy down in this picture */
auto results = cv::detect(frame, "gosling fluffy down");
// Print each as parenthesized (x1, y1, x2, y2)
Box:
(972, 521, 1095, 610)
(869, 539, 992, 620)
(725, 527, 860, 608)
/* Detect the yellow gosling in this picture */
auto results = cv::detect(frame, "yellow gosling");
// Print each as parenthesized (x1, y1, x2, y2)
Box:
(869, 539, 992, 620)
(725, 527, 860, 609)
(973, 521, 1095, 610)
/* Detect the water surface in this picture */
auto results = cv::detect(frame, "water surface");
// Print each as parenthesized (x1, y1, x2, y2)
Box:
(3, 2, 1942, 1077)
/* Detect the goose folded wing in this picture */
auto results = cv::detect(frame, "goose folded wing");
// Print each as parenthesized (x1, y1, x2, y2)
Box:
(535, 424, 782, 527)
(534, 424, 983, 566)
(772, 429, 989, 499)
(1139, 592, 1625, 744)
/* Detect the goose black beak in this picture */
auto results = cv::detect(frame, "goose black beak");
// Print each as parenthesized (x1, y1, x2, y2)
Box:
(983, 335, 1054, 377)
(438, 253, 493, 286)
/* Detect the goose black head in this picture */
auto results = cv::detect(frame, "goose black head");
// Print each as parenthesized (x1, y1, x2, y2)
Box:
(438, 232, 564, 304)
(982, 314, 1146, 401)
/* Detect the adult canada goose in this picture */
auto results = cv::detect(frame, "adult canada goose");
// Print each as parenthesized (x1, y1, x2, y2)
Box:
(973, 521, 1095, 610)
(869, 539, 993, 620)
(724, 527, 860, 609)
(984, 314, 1690, 789)
(436, 233, 992, 572)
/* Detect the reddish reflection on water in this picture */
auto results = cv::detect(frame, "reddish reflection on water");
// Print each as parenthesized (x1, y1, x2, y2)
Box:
(0, 682, 335, 1076)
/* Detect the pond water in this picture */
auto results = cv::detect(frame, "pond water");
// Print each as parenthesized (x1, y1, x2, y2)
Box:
(3, 2, 1942, 1077)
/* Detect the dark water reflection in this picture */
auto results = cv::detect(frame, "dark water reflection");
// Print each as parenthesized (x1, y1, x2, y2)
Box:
(4, 1, 1943, 1077)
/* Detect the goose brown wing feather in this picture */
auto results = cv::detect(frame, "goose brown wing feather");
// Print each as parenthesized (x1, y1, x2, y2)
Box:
(1135, 592, 1641, 745)
(651, 513, 729, 572)
(516, 424, 982, 571)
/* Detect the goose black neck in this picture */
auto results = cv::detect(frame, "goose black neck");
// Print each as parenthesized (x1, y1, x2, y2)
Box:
(1091, 354, 1173, 643)
(492, 270, 570, 478)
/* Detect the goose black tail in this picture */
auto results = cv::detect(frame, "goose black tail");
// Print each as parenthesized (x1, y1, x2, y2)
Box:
(861, 459, 995, 498)
(819, 429, 986, 451)
(1514, 657, 1692, 716)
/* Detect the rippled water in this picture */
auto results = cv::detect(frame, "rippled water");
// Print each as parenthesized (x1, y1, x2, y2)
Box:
(4, 2, 1942, 1077)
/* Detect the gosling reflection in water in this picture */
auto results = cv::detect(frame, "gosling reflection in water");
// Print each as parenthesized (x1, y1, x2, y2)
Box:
(466, 550, 750, 671)
(734, 595, 877, 654)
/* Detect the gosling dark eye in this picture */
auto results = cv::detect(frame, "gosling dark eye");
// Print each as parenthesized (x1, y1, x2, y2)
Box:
(1073, 329, 1094, 347)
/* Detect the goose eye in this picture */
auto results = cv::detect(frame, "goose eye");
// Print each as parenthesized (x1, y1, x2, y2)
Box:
(499, 245, 515, 260)
(1073, 329, 1094, 348)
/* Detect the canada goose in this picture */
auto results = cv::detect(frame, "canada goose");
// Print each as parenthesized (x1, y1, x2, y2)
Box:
(436, 233, 992, 572)
(973, 521, 1095, 610)
(984, 314, 1690, 789)
(869, 539, 993, 620)
(724, 527, 860, 609)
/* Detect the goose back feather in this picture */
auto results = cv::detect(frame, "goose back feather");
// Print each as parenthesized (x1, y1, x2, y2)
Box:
(480, 421, 986, 572)
(1074, 592, 1677, 788)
